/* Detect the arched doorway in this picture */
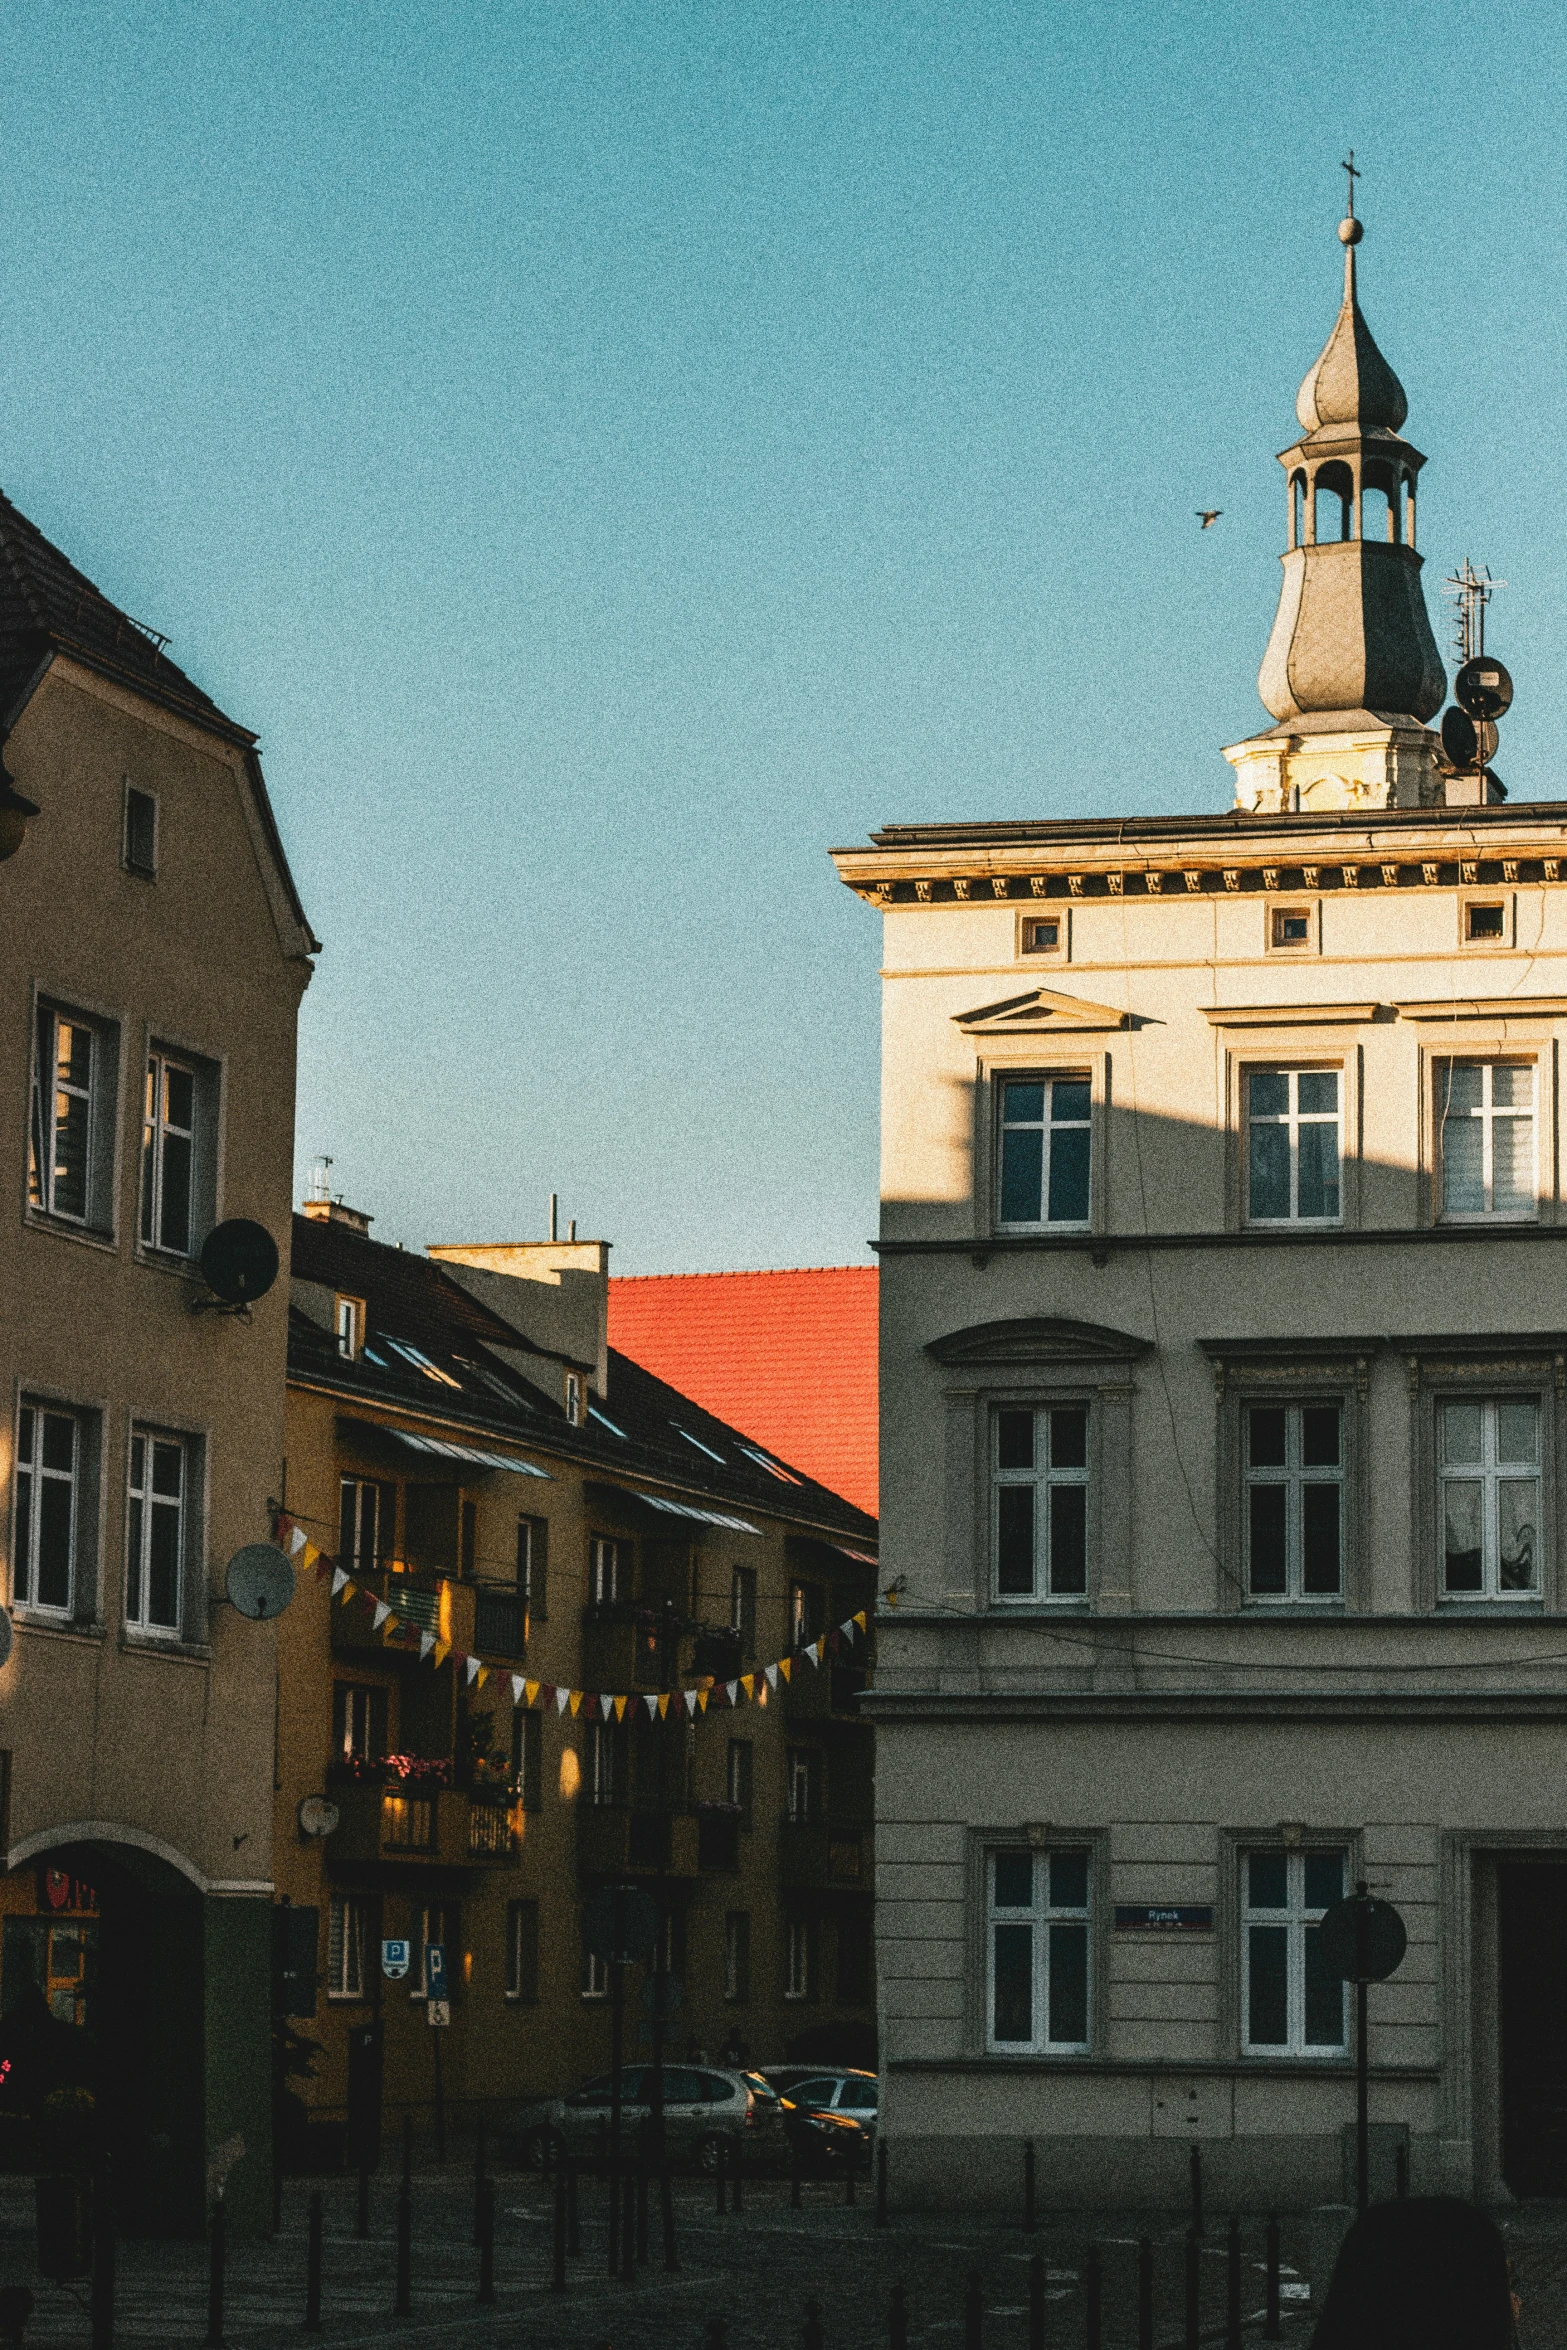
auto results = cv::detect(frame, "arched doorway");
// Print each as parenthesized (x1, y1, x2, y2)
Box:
(0, 1837, 206, 2235)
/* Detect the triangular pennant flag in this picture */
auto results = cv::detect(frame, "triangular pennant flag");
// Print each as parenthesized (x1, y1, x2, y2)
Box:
(465, 1656, 481, 1685)
(433, 1641, 450, 1668)
(331, 1568, 349, 1596)
(697, 1690, 708, 1713)
(726, 1680, 739, 1705)
(555, 1687, 569, 1713)
(778, 1656, 792, 1683)
(658, 1693, 670, 1718)
(683, 1690, 697, 1717)
(343, 1579, 359, 1603)
(525, 1680, 540, 1706)
(314, 1554, 332, 1582)
(808, 1641, 821, 1666)
(740, 1674, 754, 1698)
(765, 1664, 778, 1690)
(839, 1617, 856, 1641)
(853, 1610, 867, 1632)
(476, 1666, 489, 1688)
(614, 1695, 628, 1722)
(287, 1524, 308, 1556)
(512, 1675, 525, 1704)
(372, 1600, 390, 1630)
(301, 1541, 320, 1571)
(600, 1694, 614, 1720)
(569, 1691, 583, 1716)
(644, 1693, 658, 1719)
(419, 1633, 435, 1660)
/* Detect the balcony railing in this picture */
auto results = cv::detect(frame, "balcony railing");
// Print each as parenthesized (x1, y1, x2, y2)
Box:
(467, 1794, 521, 1864)
(326, 1779, 472, 1868)
(329, 1566, 470, 1655)
(474, 1589, 526, 1659)
(779, 1815, 869, 1887)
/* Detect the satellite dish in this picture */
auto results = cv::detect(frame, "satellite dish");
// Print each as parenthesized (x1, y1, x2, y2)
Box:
(226, 1543, 296, 1621)
(1454, 656, 1513, 722)
(0, 1609, 12, 1669)
(1441, 708, 1499, 770)
(297, 1795, 341, 1839)
(200, 1220, 280, 1307)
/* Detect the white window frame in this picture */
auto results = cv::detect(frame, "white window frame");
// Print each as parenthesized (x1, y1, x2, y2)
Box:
(505, 1898, 539, 2002)
(139, 1049, 198, 1257)
(1239, 1847, 1347, 2058)
(335, 1296, 364, 1359)
(1244, 1065, 1343, 1226)
(587, 1720, 619, 1806)
(985, 1847, 1092, 2055)
(565, 1372, 583, 1425)
(590, 1536, 621, 1605)
(335, 1683, 384, 1764)
(1243, 1400, 1344, 1605)
(1436, 1058, 1538, 1223)
(582, 1943, 609, 2000)
(29, 1006, 114, 1231)
(339, 1477, 385, 1575)
(785, 1747, 816, 1824)
(125, 1428, 187, 1636)
(1438, 1394, 1542, 1602)
(327, 1894, 367, 2001)
(784, 1918, 811, 2002)
(993, 1403, 1091, 1606)
(996, 1072, 1092, 1232)
(13, 1400, 80, 1618)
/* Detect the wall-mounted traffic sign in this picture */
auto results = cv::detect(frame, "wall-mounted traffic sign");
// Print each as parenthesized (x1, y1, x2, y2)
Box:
(382, 1939, 410, 1981)
(427, 2000, 451, 2029)
(425, 1944, 448, 1999)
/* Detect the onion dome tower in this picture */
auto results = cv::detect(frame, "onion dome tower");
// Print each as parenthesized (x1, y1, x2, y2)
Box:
(1225, 180, 1448, 812)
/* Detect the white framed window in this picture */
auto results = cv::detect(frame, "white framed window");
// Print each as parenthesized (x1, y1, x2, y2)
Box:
(582, 1942, 609, 2000)
(126, 1430, 187, 1634)
(338, 1477, 389, 1575)
(139, 1052, 196, 1256)
(1241, 1848, 1346, 2055)
(123, 784, 158, 878)
(785, 1746, 817, 1824)
(788, 1579, 820, 1650)
(587, 1720, 620, 1806)
(1246, 1068, 1341, 1223)
(724, 1910, 750, 2003)
(784, 1917, 812, 2002)
(1245, 1403, 1342, 1602)
(589, 1536, 622, 1605)
(994, 1405, 1088, 1603)
(327, 1894, 367, 2000)
(565, 1372, 583, 1425)
(333, 1683, 387, 1763)
(335, 1295, 364, 1358)
(28, 1005, 117, 1232)
(506, 1899, 539, 2002)
(1439, 1397, 1541, 1599)
(14, 1402, 80, 1616)
(998, 1075, 1091, 1228)
(1437, 1061, 1536, 1221)
(987, 1847, 1090, 2053)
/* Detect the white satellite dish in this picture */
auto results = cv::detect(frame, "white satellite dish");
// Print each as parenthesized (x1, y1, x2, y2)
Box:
(0, 1608, 12, 1668)
(297, 1795, 340, 1839)
(225, 1543, 296, 1621)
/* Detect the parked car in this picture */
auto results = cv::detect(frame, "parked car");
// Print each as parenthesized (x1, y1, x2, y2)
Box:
(499, 2065, 777, 2173)
(767, 2069, 878, 2170)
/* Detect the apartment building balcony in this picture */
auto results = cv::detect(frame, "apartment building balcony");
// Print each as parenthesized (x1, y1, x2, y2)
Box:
(326, 1779, 472, 1869)
(579, 1603, 662, 1693)
(465, 1792, 523, 1866)
(473, 1586, 527, 1661)
(330, 1566, 473, 1658)
(575, 1801, 699, 1881)
(778, 1815, 871, 1889)
(782, 1656, 868, 1721)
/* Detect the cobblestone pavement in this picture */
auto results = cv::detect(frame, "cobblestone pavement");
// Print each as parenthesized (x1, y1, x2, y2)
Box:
(3, 2162, 1567, 2349)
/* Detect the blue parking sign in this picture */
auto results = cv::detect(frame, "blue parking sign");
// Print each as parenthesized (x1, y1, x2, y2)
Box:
(425, 1943, 447, 1999)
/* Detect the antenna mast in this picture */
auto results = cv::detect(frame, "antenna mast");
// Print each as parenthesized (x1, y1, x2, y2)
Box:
(1443, 558, 1504, 666)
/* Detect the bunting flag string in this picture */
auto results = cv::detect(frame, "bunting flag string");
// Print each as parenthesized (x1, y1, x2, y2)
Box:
(274, 1509, 872, 1725)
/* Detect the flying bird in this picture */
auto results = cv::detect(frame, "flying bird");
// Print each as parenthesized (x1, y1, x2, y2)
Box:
(1197, 510, 1222, 529)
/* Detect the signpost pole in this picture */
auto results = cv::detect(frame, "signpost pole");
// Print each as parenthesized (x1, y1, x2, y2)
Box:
(608, 1886, 627, 2278)
(1355, 1882, 1370, 2216)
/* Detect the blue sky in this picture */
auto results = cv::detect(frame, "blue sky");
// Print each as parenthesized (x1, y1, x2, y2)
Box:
(4, 1, 1564, 1270)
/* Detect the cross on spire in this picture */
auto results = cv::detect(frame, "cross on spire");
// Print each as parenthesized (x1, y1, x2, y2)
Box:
(1341, 151, 1361, 219)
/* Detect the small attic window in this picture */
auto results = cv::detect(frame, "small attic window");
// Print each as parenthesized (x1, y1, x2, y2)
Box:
(674, 1426, 726, 1464)
(564, 1373, 583, 1425)
(384, 1336, 461, 1389)
(1022, 917, 1060, 955)
(739, 1445, 802, 1485)
(335, 1295, 364, 1359)
(123, 785, 157, 878)
(588, 1402, 628, 1440)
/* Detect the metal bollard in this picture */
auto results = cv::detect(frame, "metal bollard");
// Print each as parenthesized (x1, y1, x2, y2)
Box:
(876, 2138, 889, 2227)
(356, 2162, 370, 2242)
(394, 2117, 412, 2318)
(204, 2201, 226, 2349)
(804, 2296, 825, 2350)
(305, 2190, 323, 2333)
(620, 2171, 636, 2281)
(1189, 2143, 1204, 2237)
(1138, 2236, 1153, 2350)
(1028, 2250, 1045, 2350)
(473, 2119, 487, 2246)
(890, 2279, 910, 2350)
(477, 2176, 495, 2306)
(1184, 2227, 1200, 2350)
(1024, 2138, 1036, 2233)
(552, 2159, 567, 2292)
(1226, 2215, 1242, 2350)
(1264, 2212, 1281, 2341)
(1085, 2242, 1102, 2350)
(90, 2156, 115, 2350)
(965, 2266, 983, 2350)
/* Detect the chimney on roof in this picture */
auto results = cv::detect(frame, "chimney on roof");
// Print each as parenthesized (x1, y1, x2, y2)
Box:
(428, 1237, 610, 1397)
(302, 1197, 373, 1237)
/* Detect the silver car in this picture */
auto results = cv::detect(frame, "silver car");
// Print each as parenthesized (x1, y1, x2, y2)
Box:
(502, 2065, 776, 2173)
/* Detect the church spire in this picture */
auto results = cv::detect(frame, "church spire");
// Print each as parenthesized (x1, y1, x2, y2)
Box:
(1226, 175, 1448, 814)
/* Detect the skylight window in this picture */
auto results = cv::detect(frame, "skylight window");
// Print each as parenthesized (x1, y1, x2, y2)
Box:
(739, 1445, 802, 1485)
(360, 1345, 388, 1369)
(453, 1355, 535, 1409)
(589, 1404, 628, 1440)
(383, 1337, 462, 1390)
(674, 1427, 726, 1464)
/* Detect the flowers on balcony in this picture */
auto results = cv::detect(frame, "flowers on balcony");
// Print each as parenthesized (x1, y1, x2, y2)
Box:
(332, 1752, 454, 1786)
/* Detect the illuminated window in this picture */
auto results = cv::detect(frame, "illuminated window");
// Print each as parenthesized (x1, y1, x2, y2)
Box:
(28, 1005, 118, 1232)
(327, 1895, 367, 2000)
(140, 1053, 197, 1255)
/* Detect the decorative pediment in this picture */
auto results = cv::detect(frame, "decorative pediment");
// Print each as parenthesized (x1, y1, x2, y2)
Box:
(927, 1316, 1150, 1367)
(954, 988, 1131, 1035)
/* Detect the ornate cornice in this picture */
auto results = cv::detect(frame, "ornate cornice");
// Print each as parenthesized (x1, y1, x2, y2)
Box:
(834, 846, 1567, 909)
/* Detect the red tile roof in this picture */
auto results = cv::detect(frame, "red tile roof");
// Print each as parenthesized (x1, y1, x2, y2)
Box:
(608, 1267, 879, 1517)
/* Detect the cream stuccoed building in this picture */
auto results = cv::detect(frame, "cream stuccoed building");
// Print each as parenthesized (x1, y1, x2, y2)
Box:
(833, 201, 1567, 2209)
